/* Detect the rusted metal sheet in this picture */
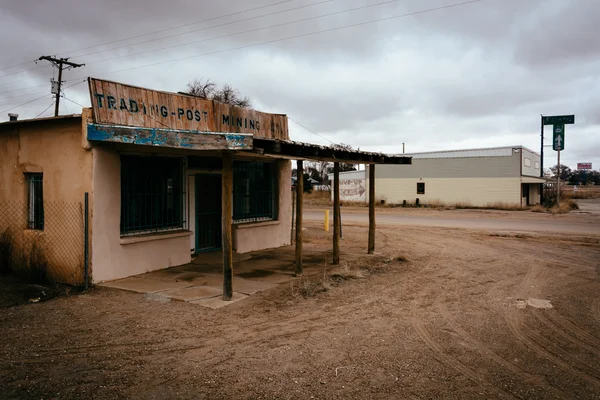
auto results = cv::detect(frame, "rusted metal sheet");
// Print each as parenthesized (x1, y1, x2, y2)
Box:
(87, 124, 252, 151)
(88, 78, 288, 140)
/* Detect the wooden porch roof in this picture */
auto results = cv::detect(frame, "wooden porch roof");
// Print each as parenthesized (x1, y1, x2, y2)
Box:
(250, 138, 412, 165)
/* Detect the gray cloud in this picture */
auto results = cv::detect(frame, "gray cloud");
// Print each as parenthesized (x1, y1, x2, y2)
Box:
(0, 0, 599, 169)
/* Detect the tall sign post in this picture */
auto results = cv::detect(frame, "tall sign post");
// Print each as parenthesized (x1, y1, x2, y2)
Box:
(553, 124, 565, 205)
(541, 115, 574, 206)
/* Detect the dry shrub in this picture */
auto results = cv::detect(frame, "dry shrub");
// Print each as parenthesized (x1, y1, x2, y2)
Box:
(530, 200, 578, 214)
(291, 255, 409, 299)
(549, 200, 579, 214)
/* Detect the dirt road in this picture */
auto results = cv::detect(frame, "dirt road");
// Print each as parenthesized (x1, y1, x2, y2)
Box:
(1, 216, 599, 399)
(305, 205, 600, 235)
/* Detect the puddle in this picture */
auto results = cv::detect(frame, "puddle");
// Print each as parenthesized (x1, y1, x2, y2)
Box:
(515, 298, 553, 309)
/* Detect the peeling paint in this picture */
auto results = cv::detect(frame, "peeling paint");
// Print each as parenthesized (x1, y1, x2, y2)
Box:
(87, 124, 252, 151)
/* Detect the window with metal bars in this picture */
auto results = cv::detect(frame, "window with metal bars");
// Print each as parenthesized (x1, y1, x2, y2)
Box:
(233, 161, 277, 223)
(120, 156, 184, 235)
(26, 173, 44, 230)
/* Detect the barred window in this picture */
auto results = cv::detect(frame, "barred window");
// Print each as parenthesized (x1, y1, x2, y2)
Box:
(120, 156, 184, 235)
(233, 161, 277, 223)
(26, 173, 44, 230)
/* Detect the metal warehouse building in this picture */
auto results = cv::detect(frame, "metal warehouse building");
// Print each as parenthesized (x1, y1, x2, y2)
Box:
(334, 146, 546, 208)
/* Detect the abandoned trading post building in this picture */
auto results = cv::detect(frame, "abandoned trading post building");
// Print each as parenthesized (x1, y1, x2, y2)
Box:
(0, 78, 410, 291)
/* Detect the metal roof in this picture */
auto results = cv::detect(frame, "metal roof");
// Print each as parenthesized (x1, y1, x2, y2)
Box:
(396, 145, 540, 159)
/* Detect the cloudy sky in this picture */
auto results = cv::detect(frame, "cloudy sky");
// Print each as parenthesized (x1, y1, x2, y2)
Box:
(0, 0, 598, 170)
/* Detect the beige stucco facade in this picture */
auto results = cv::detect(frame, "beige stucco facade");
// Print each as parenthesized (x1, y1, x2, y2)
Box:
(0, 116, 92, 283)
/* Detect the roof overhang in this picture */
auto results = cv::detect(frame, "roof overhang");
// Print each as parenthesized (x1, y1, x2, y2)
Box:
(249, 138, 412, 165)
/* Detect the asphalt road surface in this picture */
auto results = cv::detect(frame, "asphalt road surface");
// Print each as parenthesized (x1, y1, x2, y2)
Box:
(305, 207, 600, 236)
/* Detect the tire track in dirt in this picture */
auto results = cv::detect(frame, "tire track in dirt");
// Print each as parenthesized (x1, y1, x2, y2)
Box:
(407, 245, 516, 399)
(505, 306, 600, 387)
(534, 310, 600, 358)
(592, 298, 600, 325)
(503, 263, 600, 388)
(437, 304, 567, 399)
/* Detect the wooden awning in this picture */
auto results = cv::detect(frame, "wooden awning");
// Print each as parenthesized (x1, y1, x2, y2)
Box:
(250, 138, 412, 165)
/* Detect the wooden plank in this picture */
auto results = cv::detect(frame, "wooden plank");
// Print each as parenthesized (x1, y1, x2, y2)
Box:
(333, 162, 340, 265)
(295, 160, 304, 276)
(88, 78, 288, 139)
(86, 124, 252, 150)
(368, 164, 375, 254)
(222, 153, 234, 301)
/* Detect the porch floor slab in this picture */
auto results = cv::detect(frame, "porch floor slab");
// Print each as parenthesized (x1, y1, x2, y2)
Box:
(99, 244, 333, 308)
(99, 277, 195, 293)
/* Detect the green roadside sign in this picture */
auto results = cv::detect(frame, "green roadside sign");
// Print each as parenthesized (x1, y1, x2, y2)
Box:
(553, 124, 565, 151)
(543, 115, 574, 125)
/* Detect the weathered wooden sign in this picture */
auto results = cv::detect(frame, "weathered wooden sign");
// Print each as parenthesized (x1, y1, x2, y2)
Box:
(87, 78, 288, 140)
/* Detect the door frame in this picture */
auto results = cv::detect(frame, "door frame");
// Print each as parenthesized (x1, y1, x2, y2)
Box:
(194, 172, 222, 253)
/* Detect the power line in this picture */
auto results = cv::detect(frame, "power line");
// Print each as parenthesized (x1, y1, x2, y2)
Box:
(74, 0, 333, 59)
(0, 59, 40, 73)
(288, 117, 334, 144)
(60, 0, 298, 56)
(73, 0, 406, 67)
(0, 80, 86, 113)
(0, 93, 52, 115)
(34, 101, 56, 118)
(0, 64, 49, 80)
(64, 0, 482, 81)
(62, 95, 86, 109)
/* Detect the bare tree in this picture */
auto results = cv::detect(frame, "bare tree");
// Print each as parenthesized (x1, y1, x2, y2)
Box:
(184, 79, 252, 108)
(185, 78, 216, 99)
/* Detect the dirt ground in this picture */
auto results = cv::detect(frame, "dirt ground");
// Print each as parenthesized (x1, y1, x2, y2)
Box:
(1, 214, 600, 399)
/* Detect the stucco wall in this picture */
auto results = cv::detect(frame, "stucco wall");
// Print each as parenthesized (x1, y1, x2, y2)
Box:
(233, 159, 292, 253)
(521, 148, 542, 178)
(375, 177, 522, 207)
(0, 117, 92, 283)
(90, 146, 191, 282)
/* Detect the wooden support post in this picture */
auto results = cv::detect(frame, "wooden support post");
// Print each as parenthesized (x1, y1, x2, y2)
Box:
(368, 164, 376, 254)
(295, 160, 304, 276)
(333, 162, 340, 265)
(222, 152, 233, 300)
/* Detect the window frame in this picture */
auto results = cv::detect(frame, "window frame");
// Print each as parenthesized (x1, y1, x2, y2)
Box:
(233, 160, 278, 224)
(120, 155, 185, 236)
(26, 173, 44, 230)
(417, 182, 425, 195)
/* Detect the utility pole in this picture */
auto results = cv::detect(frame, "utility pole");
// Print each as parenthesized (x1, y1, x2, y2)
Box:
(540, 115, 544, 204)
(38, 56, 84, 116)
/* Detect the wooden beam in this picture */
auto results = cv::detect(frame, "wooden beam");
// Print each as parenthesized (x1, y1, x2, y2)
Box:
(333, 162, 340, 265)
(295, 160, 304, 276)
(368, 164, 375, 254)
(222, 152, 233, 300)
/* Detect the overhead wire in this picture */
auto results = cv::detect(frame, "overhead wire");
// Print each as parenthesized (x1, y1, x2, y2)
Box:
(62, 0, 483, 82)
(288, 117, 334, 144)
(68, 0, 406, 67)
(73, 0, 333, 59)
(34, 101, 56, 118)
(59, 0, 299, 56)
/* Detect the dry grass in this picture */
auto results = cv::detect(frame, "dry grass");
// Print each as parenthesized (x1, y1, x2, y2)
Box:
(290, 255, 408, 299)
(530, 200, 579, 214)
(453, 201, 526, 211)
(303, 191, 332, 206)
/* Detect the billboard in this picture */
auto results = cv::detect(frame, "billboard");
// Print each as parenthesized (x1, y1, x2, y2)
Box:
(577, 163, 592, 170)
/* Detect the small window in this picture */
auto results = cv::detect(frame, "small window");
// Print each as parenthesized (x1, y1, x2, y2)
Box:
(534, 161, 540, 169)
(417, 182, 425, 194)
(27, 173, 44, 230)
(524, 158, 531, 167)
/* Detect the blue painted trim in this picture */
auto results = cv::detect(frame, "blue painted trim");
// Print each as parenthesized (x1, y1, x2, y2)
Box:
(86, 124, 252, 150)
